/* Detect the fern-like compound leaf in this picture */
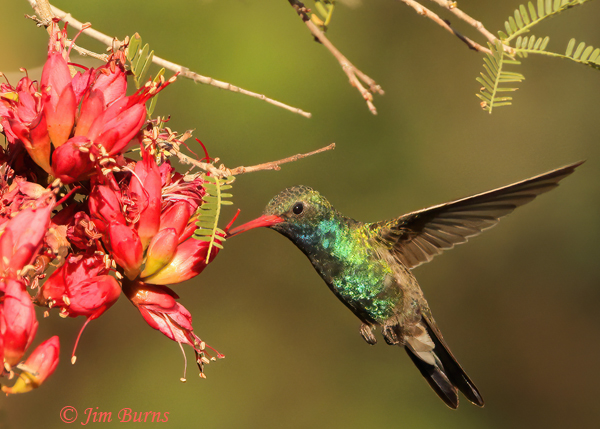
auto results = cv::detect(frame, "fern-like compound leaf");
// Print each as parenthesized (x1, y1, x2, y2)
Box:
(476, 41, 525, 113)
(193, 175, 235, 263)
(501, 0, 594, 43)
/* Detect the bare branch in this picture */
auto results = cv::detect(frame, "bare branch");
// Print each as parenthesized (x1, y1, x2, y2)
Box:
(287, 0, 384, 115)
(166, 136, 335, 178)
(399, 0, 491, 53)
(26, 1, 312, 118)
(228, 142, 336, 175)
(428, 0, 499, 46)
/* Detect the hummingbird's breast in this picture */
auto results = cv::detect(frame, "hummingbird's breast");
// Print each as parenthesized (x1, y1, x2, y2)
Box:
(299, 218, 404, 324)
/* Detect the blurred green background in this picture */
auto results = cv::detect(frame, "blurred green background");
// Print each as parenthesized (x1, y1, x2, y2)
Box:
(2, 1, 600, 428)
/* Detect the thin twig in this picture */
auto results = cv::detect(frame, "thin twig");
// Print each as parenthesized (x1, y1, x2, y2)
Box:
(287, 0, 384, 115)
(173, 152, 224, 177)
(26, 0, 312, 118)
(229, 142, 335, 175)
(174, 143, 336, 177)
(399, 0, 491, 53)
(428, 0, 499, 46)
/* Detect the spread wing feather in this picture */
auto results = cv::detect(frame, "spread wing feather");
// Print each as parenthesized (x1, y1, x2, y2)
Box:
(369, 162, 583, 269)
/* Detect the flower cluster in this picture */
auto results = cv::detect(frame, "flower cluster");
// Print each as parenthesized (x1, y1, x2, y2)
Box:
(0, 23, 227, 394)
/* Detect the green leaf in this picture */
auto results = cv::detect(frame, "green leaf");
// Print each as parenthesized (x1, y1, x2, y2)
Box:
(483, 58, 498, 74)
(566, 38, 576, 57)
(515, 10, 524, 29)
(528, 1, 538, 20)
(509, 16, 518, 33)
(573, 42, 586, 59)
(520, 5, 531, 24)
(541, 36, 550, 50)
(138, 50, 154, 84)
(193, 229, 214, 236)
(133, 44, 149, 77)
(127, 34, 142, 62)
(538, 0, 545, 17)
(314, 1, 329, 17)
(580, 45, 594, 62)
(553, 0, 561, 11)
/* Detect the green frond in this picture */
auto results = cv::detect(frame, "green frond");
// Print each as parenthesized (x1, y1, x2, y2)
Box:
(193, 175, 235, 263)
(476, 41, 525, 113)
(500, 0, 594, 43)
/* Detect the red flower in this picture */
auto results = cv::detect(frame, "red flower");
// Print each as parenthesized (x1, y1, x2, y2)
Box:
(123, 280, 223, 378)
(83, 96, 147, 156)
(0, 24, 170, 183)
(1, 336, 59, 395)
(85, 151, 220, 285)
(38, 254, 120, 319)
(0, 279, 39, 367)
(41, 52, 77, 148)
(37, 253, 121, 360)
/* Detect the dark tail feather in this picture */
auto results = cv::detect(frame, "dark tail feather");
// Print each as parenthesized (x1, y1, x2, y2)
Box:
(420, 314, 485, 407)
(405, 346, 459, 409)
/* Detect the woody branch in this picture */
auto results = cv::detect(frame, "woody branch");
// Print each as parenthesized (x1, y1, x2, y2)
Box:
(287, 0, 384, 115)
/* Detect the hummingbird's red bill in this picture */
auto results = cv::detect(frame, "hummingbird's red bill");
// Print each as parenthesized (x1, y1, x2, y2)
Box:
(227, 214, 283, 237)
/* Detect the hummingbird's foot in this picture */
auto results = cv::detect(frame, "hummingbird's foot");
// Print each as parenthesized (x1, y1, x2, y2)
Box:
(382, 325, 400, 345)
(359, 324, 377, 345)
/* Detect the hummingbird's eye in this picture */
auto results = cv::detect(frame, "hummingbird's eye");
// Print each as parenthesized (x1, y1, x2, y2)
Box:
(292, 202, 304, 215)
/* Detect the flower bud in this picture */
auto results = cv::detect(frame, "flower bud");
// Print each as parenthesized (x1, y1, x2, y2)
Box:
(2, 336, 59, 395)
(1, 279, 39, 367)
(51, 136, 94, 184)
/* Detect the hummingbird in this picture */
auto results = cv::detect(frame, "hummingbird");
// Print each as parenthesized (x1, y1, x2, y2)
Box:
(227, 161, 583, 408)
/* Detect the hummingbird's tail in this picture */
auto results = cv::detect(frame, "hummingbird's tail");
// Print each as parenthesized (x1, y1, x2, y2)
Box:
(402, 314, 484, 409)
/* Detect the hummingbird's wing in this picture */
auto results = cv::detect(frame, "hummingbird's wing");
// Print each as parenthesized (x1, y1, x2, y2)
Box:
(370, 161, 583, 269)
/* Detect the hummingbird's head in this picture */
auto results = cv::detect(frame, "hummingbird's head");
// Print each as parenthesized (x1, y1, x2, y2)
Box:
(227, 185, 335, 239)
